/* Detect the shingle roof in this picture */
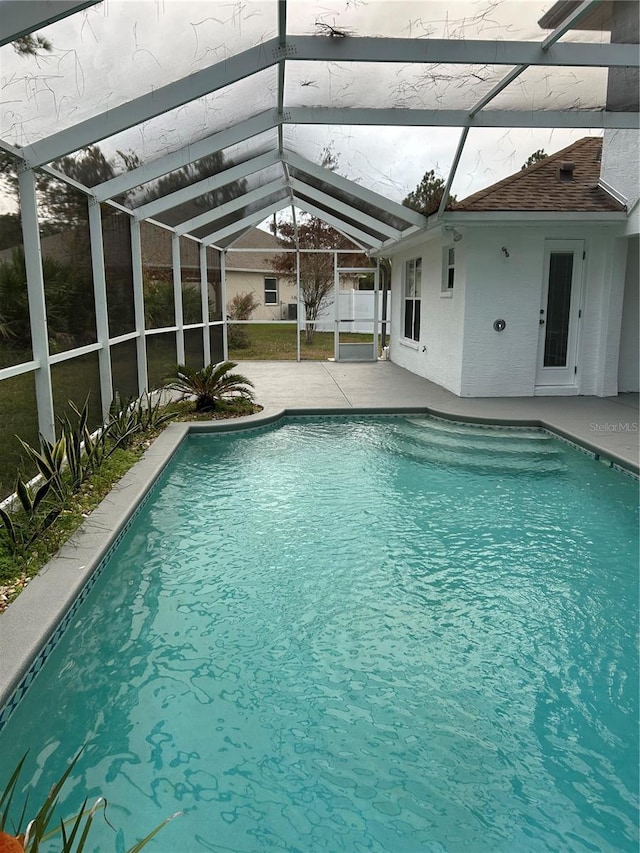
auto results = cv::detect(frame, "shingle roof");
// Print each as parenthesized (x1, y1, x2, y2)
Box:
(453, 137, 626, 213)
(225, 227, 284, 271)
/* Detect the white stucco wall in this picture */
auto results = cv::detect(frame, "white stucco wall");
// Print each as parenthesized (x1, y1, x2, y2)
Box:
(601, 130, 640, 228)
(389, 221, 628, 398)
(389, 239, 466, 395)
(459, 228, 543, 397)
(618, 235, 639, 392)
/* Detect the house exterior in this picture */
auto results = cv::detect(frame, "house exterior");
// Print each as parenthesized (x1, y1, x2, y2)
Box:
(384, 0, 638, 398)
(224, 229, 297, 321)
(385, 137, 636, 397)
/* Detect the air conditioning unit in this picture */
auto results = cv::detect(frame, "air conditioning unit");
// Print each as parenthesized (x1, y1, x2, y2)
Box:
(287, 303, 298, 320)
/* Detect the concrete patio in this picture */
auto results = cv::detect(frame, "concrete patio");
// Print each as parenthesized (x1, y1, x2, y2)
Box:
(237, 360, 640, 473)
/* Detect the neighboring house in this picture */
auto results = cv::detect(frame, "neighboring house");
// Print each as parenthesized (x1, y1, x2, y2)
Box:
(138, 223, 293, 321)
(385, 137, 636, 397)
(224, 229, 297, 321)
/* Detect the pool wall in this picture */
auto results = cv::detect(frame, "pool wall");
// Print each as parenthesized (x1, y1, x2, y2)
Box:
(0, 404, 637, 726)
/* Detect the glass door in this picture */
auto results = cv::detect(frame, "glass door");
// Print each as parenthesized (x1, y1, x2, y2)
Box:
(536, 241, 584, 387)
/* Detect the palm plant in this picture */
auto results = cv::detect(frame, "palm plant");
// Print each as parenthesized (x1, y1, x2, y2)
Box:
(167, 361, 255, 412)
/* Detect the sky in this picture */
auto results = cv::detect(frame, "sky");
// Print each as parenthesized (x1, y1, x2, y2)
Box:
(0, 0, 611, 215)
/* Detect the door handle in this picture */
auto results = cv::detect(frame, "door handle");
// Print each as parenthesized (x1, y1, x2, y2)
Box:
(539, 319, 545, 325)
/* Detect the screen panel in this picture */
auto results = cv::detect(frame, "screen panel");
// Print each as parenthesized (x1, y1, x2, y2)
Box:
(0, 371, 39, 500)
(146, 331, 177, 389)
(102, 206, 136, 337)
(36, 176, 97, 354)
(51, 351, 103, 437)
(141, 222, 175, 330)
(110, 338, 139, 401)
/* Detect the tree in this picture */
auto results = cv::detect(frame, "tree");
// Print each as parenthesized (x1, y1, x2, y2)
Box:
(0, 214, 23, 252)
(0, 248, 95, 353)
(521, 149, 548, 170)
(12, 34, 52, 57)
(402, 169, 456, 216)
(0, 145, 133, 227)
(269, 147, 368, 344)
(270, 216, 367, 344)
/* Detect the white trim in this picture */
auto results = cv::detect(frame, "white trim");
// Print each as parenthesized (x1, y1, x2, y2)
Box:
(398, 339, 419, 351)
(49, 342, 102, 365)
(597, 179, 628, 209)
(446, 211, 629, 224)
(109, 331, 139, 346)
(0, 360, 39, 381)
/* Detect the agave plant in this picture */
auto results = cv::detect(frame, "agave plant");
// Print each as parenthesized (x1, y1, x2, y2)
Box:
(0, 751, 178, 852)
(168, 361, 256, 412)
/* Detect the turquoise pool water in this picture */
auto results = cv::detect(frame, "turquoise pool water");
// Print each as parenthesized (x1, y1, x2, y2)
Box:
(0, 416, 638, 852)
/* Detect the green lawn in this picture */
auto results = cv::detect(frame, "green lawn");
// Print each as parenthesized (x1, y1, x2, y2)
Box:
(228, 323, 375, 361)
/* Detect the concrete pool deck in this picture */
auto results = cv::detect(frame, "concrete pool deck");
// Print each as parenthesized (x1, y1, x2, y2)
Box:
(1, 360, 638, 718)
(238, 360, 639, 472)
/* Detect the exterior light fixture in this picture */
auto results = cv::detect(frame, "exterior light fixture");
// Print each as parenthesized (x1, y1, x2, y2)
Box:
(444, 226, 463, 242)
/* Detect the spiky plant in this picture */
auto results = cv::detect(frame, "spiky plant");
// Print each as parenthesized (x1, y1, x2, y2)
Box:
(168, 361, 256, 412)
(0, 751, 178, 852)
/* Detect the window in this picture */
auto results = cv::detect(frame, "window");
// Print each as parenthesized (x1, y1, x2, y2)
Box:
(264, 277, 278, 304)
(403, 258, 421, 341)
(443, 246, 455, 291)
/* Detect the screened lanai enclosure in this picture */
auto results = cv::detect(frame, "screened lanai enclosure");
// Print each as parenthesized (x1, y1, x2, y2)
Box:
(0, 0, 638, 492)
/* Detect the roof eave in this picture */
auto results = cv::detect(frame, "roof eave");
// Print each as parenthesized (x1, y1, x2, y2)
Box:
(445, 210, 628, 223)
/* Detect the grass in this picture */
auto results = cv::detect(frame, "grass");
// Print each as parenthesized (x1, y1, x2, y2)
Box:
(0, 396, 260, 611)
(229, 323, 375, 360)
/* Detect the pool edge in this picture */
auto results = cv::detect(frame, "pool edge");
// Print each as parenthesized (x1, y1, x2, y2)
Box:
(1, 404, 637, 718)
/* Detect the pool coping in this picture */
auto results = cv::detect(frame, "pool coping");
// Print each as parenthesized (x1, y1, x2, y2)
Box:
(0, 404, 637, 723)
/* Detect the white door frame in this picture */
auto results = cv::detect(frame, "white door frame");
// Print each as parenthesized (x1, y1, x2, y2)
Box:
(535, 239, 584, 389)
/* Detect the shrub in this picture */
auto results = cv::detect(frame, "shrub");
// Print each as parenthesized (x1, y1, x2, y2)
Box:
(167, 361, 256, 412)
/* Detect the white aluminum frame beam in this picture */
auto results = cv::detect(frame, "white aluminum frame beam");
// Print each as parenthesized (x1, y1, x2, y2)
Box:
(133, 150, 281, 221)
(201, 200, 289, 245)
(129, 219, 148, 393)
(289, 178, 403, 240)
(286, 106, 640, 130)
(287, 34, 638, 69)
(17, 166, 55, 443)
(283, 150, 427, 228)
(93, 111, 280, 202)
(23, 39, 283, 167)
(292, 196, 383, 249)
(439, 0, 603, 216)
(175, 177, 289, 235)
(0, 0, 101, 45)
(87, 199, 113, 418)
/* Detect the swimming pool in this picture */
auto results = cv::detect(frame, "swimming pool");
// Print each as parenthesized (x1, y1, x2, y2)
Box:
(0, 416, 638, 852)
